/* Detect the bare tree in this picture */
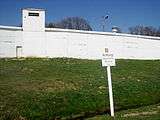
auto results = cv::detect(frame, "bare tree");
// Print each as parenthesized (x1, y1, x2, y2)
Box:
(46, 17, 92, 31)
(129, 25, 160, 37)
(46, 23, 56, 28)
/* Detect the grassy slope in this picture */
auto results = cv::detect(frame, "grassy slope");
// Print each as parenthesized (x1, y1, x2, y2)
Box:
(0, 58, 160, 120)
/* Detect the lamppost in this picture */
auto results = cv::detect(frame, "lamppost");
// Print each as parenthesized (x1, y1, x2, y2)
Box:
(102, 14, 109, 32)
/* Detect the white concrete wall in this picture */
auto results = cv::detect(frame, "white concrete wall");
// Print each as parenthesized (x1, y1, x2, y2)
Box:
(45, 29, 160, 59)
(0, 26, 160, 59)
(0, 27, 22, 57)
(22, 31, 46, 57)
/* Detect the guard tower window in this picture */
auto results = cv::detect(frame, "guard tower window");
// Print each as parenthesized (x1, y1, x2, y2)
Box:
(28, 12, 39, 16)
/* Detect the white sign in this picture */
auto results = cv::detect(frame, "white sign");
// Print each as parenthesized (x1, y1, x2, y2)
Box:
(102, 48, 115, 117)
(102, 53, 116, 67)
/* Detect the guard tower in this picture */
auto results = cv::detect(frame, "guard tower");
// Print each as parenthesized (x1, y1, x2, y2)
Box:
(22, 8, 46, 57)
(22, 8, 45, 32)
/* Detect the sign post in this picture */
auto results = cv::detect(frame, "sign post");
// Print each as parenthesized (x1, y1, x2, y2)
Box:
(102, 48, 115, 117)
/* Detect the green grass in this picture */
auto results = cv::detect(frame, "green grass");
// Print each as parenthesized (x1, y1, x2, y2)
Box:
(86, 103, 160, 120)
(0, 58, 160, 120)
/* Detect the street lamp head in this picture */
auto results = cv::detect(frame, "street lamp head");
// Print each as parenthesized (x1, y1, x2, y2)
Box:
(104, 15, 109, 19)
(101, 13, 109, 32)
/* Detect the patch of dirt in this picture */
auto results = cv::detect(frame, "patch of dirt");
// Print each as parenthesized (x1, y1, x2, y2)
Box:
(14, 80, 79, 92)
(43, 80, 79, 92)
(157, 106, 160, 109)
(123, 111, 158, 117)
(98, 86, 106, 90)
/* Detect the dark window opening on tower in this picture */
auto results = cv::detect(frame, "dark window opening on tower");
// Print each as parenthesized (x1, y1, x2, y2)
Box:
(28, 12, 39, 16)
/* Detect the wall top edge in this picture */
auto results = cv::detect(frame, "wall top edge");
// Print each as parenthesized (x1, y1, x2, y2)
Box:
(22, 8, 45, 11)
(0, 25, 22, 31)
(45, 28, 160, 40)
(0, 25, 160, 41)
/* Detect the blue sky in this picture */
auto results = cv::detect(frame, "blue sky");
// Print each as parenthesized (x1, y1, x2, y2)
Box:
(0, 0, 160, 32)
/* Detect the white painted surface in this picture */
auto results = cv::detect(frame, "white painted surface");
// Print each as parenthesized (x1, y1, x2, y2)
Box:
(22, 31, 46, 57)
(107, 66, 115, 117)
(1, 26, 160, 59)
(46, 32, 68, 58)
(102, 53, 115, 66)
(22, 8, 45, 32)
(16, 46, 22, 58)
(0, 29, 22, 57)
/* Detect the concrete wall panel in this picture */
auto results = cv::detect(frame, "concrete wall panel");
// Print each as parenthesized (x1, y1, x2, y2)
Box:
(1, 27, 160, 59)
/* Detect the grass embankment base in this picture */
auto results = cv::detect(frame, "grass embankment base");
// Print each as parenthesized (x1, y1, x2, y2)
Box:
(0, 58, 160, 120)
(86, 103, 160, 120)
